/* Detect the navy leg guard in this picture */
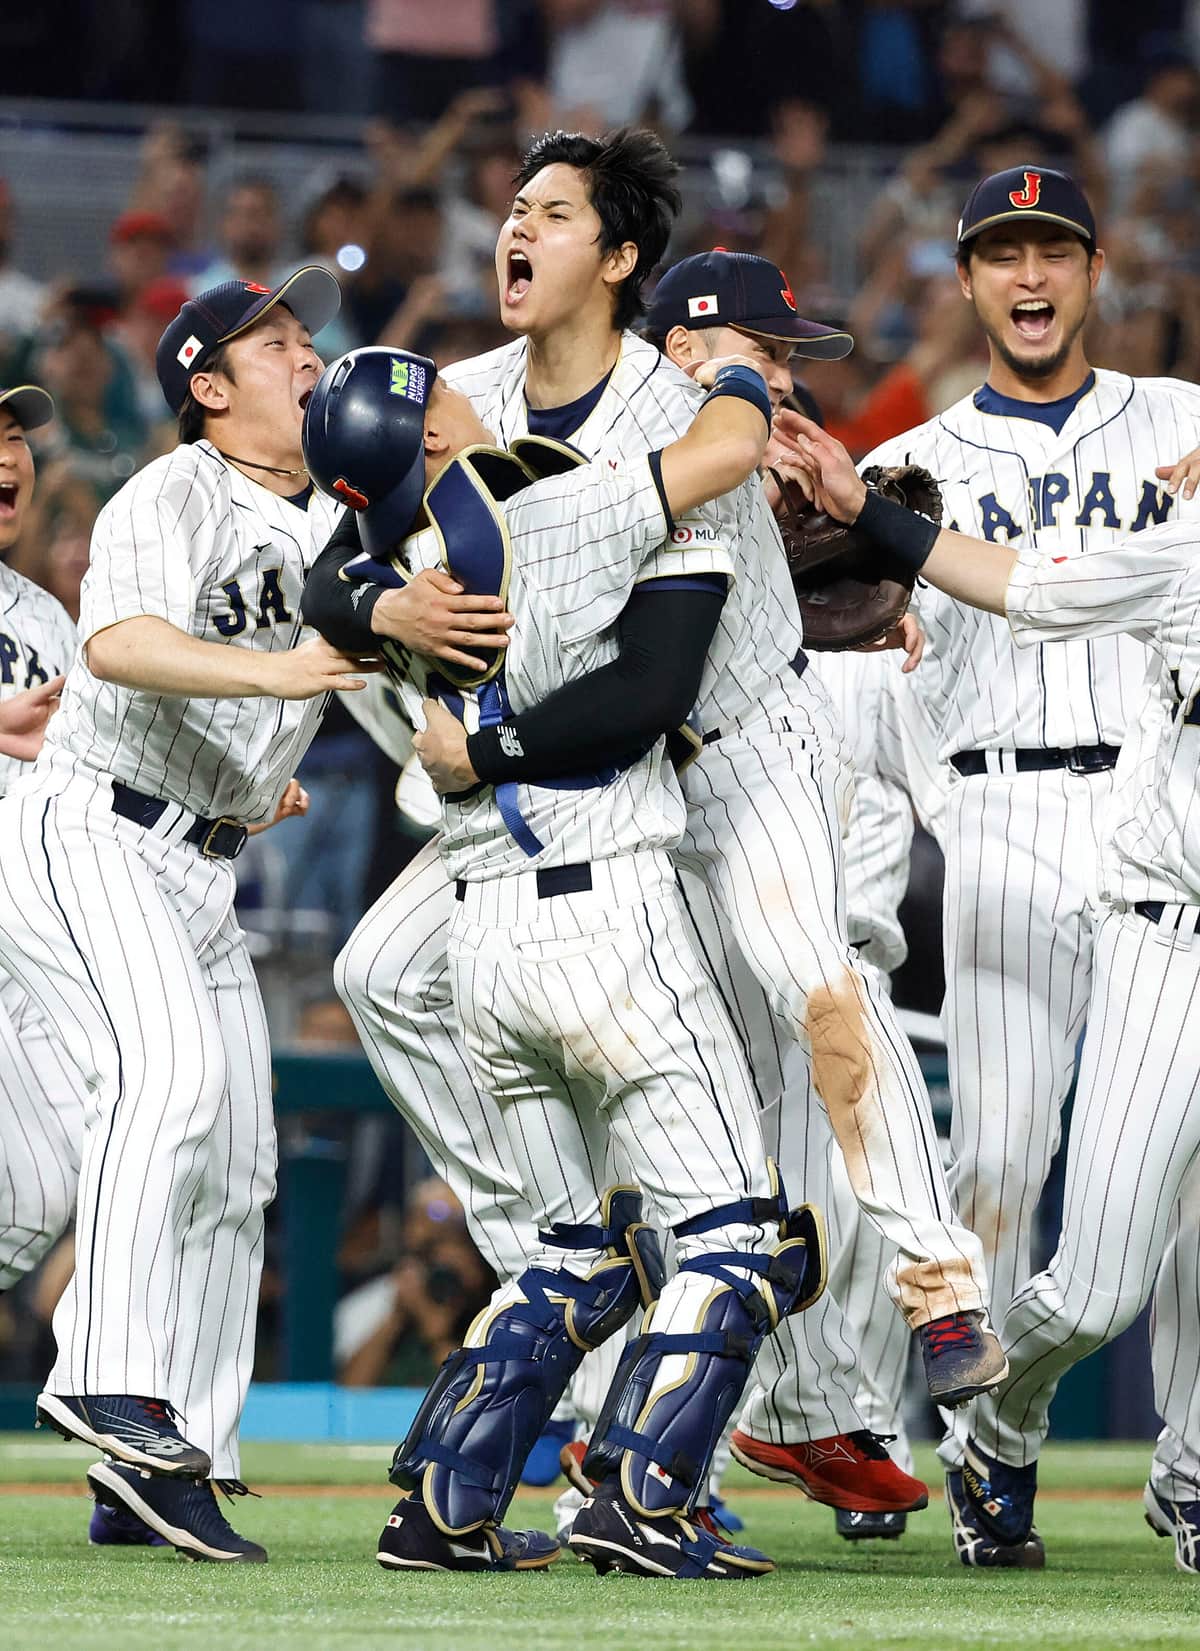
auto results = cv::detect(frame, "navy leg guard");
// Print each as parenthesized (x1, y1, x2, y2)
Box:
(583, 1198, 826, 1518)
(389, 1187, 663, 1535)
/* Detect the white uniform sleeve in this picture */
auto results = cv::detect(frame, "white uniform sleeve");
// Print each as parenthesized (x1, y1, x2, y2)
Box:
(78, 457, 212, 645)
(877, 667, 948, 844)
(505, 452, 734, 646)
(1005, 521, 1198, 649)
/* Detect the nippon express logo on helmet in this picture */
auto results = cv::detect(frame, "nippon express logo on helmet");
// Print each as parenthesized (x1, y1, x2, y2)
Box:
(671, 525, 720, 545)
(389, 360, 427, 402)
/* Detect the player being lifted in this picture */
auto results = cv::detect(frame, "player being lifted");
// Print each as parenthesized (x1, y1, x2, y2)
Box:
(0, 270, 379, 1564)
(785, 408, 1200, 1579)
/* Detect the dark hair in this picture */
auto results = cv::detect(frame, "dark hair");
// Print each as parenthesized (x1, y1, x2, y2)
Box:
(177, 341, 235, 444)
(515, 128, 682, 330)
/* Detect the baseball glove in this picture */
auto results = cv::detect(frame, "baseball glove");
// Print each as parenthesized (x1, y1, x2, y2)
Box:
(771, 463, 943, 651)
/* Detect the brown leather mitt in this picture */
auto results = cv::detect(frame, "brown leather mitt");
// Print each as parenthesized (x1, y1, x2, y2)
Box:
(771, 463, 943, 650)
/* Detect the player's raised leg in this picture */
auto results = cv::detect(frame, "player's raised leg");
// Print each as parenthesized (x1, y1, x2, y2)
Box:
(680, 712, 1001, 1402)
(961, 907, 1200, 1565)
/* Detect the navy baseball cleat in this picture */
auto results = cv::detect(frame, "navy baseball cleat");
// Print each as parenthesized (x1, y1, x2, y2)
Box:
(568, 1482, 775, 1579)
(87, 1462, 267, 1561)
(945, 1468, 1044, 1567)
(836, 1507, 907, 1541)
(1143, 1484, 1200, 1573)
(960, 1438, 1038, 1547)
(377, 1497, 559, 1572)
(88, 1498, 170, 1547)
(917, 1312, 1008, 1408)
(37, 1393, 211, 1478)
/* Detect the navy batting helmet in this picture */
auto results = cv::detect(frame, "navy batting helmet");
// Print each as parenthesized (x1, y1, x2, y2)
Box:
(302, 346, 437, 556)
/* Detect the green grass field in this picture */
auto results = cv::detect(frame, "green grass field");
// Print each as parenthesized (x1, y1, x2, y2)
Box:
(3, 1436, 1199, 1651)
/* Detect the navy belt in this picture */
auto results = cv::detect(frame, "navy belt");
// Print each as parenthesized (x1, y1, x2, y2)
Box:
(111, 780, 248, 860)
(455, 862, 593, 902)
(950, 743, 1120, 778)
(1135, 901, 1200, 928)
(703, 649, 808, 746)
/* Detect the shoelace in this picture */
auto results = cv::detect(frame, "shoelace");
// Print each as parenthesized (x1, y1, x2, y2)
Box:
(214, 1479, 261, 1501)
(922, 1315, 979, 1356)
(135, 1397, 179, 1424)
(848, 1430, 898, 1461)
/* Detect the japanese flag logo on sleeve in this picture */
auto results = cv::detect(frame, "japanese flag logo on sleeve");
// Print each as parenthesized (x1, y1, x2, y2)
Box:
(176, 335, 204, 368)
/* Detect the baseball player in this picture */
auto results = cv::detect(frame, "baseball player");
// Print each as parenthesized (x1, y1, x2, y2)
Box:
(319, 136, 1004, 1465)
(788, 412, 1200, 1575)
(0, 384, 171, 1554)
(638, 268, 955, 1533)
(0, 269, 383, 1564)
(783, 165, 1200, 1560)
(305, 341, 832, 1578)
(0, 385, 87, 1297)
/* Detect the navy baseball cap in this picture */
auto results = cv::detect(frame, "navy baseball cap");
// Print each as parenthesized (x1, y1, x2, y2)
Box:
(0, 385, 54, 431)
(647, 251, 853, 360)
(957, 166, 1097, 253)
(155, 265, 342, 414)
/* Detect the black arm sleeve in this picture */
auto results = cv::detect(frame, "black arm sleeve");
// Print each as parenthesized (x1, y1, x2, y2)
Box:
(466, 583, 724, 784)
(299, 508, 387, 653)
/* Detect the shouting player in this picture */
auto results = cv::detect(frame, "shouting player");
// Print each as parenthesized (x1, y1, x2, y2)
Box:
(782, 165, 1200, 1560)
(0, 269, 379, 1563)
(0, 385, 83, 1295)
(787, 408, 1200, 1576)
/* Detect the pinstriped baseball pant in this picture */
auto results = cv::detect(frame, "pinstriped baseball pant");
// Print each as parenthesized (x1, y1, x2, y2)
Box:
(685, 863, 914, 1454)
(676, 687, 988, 1327)
(0, 761, 275, 1479)
(972, 906, 1200, 1498)
(0, 971, 86, 1289)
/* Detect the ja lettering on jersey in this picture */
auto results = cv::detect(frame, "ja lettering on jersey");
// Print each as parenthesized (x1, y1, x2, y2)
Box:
(1006, 521, 1200, 908)
(40, 441, 340, 824)
(862, 371, 1200, 758)
(0, 562, 76, 798)
(394, 449, 734, 881)
(444, 332, 807, 733)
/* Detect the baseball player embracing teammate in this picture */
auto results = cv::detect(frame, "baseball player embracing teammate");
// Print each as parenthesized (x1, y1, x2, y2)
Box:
(790, 404, 1200, 1577)
(779, 159, 1200, 1574)
(0, 268, 376, 1563)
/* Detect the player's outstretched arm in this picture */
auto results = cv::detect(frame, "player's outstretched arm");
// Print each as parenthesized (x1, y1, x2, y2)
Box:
(86, 616, 380, 700)
(656, 357, 772, 514)
(782, 415, 1018, 616)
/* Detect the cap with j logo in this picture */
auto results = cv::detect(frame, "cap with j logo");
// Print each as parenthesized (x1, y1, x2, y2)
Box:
(956, 166, 1097, 254)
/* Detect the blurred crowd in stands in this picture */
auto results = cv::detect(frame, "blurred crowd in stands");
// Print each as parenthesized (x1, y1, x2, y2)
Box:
(1, 0, 1198, 1383)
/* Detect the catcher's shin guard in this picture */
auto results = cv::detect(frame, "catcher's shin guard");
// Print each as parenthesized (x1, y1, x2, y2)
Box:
(583, 1195, 826, 1518)
(389, 1187, 663, 1535)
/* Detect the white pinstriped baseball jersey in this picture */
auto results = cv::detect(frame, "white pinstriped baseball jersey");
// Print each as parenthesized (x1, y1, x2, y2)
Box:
(396, 449, 734, 880)
(1006, 523, 1200, 907)
(862, 370, 1200, 758)
(0, 561, 76, 798)
(444, 331, 807, 732)
(41, 441, 340, 824)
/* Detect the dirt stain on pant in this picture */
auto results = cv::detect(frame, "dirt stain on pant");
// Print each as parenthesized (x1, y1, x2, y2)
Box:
(805, 968, 984, 1325)
(805, 969, 876, 1187)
